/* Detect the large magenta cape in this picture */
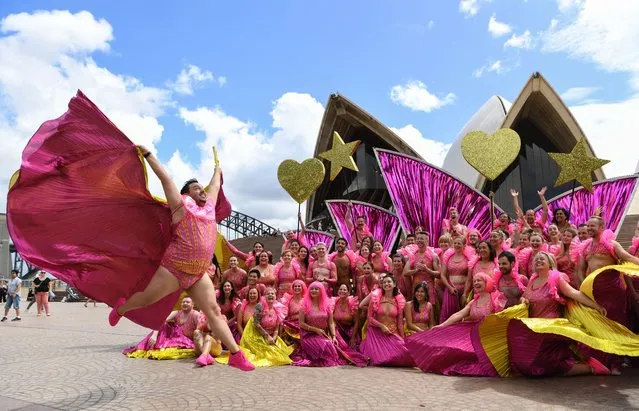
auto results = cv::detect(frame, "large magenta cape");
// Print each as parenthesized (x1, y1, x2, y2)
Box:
(7, 91, 231, 330)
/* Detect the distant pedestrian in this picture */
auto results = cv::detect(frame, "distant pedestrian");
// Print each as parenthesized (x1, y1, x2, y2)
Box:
(1, 270, 22, 322)
(0, 281, 7, 303)
(33, 271, 52, 316)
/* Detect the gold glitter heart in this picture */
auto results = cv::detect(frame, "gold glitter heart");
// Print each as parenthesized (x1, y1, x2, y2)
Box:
(461, 128, 521, 181)
(277, 158, 325, 204)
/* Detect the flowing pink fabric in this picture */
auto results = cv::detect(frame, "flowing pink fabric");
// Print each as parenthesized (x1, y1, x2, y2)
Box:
(406, 322, 498, 376)
(376, 150, 501, 246)
(122, 322, 195, 355)
(533, 176, 638, 231)
(6, 91, 231, 330)
(326, 200, 400, 252)
(302, 230, 335, 250)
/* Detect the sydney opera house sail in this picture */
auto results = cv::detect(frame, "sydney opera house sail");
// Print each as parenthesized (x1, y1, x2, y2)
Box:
(306, 72, 610, 231)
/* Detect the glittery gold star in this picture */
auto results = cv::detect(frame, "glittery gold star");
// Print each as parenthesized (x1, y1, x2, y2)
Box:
(548, 138, 609, 192)
(317, 131, 361, 181)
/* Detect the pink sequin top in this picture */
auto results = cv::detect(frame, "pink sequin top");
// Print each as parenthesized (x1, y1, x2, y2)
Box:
(332, 296, 358, 324)
(276, 264, 299, 295)
(524, 280, 564, 319)
(224, 268, 247, 291)
(259, 305, 281, 335)
(468, 298, 494, 321)
(257, 264, 276, 287)
(555, 254, 576, 287)
(239, 303, 257, 326)
(410, 302, 432, 325)
(161, 195, 216, 275)
(446, 255, 469, 284)
(285, 296, 303, 321)
(216, 290, 239, 320)
(304, 307, 329, 330)
(471, 260, 496, 276)
(498, 278, 523, 308)
(175, 310, 199, 338)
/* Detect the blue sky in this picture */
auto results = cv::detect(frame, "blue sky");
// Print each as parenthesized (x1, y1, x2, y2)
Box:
(1, 0, 638, 228)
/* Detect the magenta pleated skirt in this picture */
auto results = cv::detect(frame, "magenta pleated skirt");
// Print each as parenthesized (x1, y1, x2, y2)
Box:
(439, 284, 465, 323)
(360, 326, 414, 367)
(292, 330, 368, 367)
(405, 321, 497, 376)
(507, 320, 575, 377)
(123, 322, 194, 355)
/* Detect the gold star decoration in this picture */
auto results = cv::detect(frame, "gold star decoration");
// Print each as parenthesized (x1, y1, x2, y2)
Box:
(317, 131, 361, 181)
(548, 138, 609, 192)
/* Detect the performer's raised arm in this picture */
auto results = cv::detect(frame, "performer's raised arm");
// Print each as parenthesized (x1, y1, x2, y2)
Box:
(137, 145, 181, 212)
(206, 165, 222, 204)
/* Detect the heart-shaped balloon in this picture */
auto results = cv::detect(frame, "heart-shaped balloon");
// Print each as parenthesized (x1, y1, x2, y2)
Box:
(277, 159, 325, 204)
(461, 128, 521, 181)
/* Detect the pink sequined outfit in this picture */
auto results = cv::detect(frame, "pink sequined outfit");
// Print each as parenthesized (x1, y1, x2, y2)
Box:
(161, 195, 216, 289)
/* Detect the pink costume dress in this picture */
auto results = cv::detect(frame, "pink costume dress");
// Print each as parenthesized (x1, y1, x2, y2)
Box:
(238, 284, 267, 300)
(442, 219, 467, 240)
(274, 263, 301, 299)
(440, 249, 470, 323)
(161, 195, 217, 290)
(307, 260, 337, 295)
(405, 302, 432, 336)
(230, 302, 257, 343)
(282, 293, 304, 338)
(224, 268, 248, 292)
(357, 275, 379, 301)
(123, 309, 200, 358)
(408, 249, 438, 304)
(215, 290, 240, 321)
(257, 265, 276, 287)
(292, 307, 368, 367)
(349, 226, 373, 251)
(406, 293, 506, 376)
(555, 250, 578, 288)
(332, 296, 360, 346)
(359, 292, 414, 367)
(371, 252, 391, 274)
(506, 272, 580, 377)
(6, 91, 231, 330)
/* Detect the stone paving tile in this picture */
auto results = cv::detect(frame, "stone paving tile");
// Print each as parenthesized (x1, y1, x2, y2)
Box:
(1, 303, 639, 410)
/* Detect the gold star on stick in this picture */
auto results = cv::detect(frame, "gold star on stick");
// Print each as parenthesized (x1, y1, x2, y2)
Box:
(317, 132, 361, 181)
(548, 138, 609, 192)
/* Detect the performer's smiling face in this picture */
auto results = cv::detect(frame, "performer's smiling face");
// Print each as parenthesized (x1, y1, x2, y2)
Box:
(186, 181, 207, 204)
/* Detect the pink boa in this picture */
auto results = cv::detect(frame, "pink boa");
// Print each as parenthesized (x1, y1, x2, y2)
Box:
(398, 243, 419, 258)
(331, 295, 359, 315)
(442, 247, 473, 266)
(493, 219, 515, 236)
(258, 297, 288, 322)
(577, 229, 617, 260)
(408, 247, 435, 269)
(472, 272, 507, 313)
(370, 289, 406, 314)
(371, 251, 391, 272)
(443, 219, 467, 237)
(528, 270, 568, 304)
(273, 261, 301, 283)
(517, 244, 549, 275)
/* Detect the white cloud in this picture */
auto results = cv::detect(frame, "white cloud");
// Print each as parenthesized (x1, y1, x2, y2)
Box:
(542, 0, 639, 89)
(560, 86, 599, 102)
(472, 60, 513, 78)
(504, 30, 533, 49)
(176, 92, 325, 229)
(570, 96, 639, 178)
(459, 0, 488, 17)
(168, 64, 225, 95)
(0, 10, 171, 212)
(557, 0, 583, 12)
(488, 14, 512, 37)
(390, 125, 451, 167)
(390, 80, 456, 113)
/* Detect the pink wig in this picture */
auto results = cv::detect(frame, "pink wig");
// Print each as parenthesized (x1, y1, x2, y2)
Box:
(473, 272, 494, 294)
(473, 272, 507, 313)
(302, 281, 330, 314)
(290, 279, 307, 296)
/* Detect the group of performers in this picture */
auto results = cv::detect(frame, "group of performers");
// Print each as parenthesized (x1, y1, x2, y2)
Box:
(7, 92, 639, 377)
(126, 191, 639, 376)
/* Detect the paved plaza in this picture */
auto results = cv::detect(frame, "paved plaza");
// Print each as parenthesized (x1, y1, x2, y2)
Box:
(1, 303, 638, 410)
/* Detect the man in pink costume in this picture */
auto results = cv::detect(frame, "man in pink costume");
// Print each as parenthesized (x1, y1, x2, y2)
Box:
(110, 145, 254, 371)
(345, 202, 373, 251)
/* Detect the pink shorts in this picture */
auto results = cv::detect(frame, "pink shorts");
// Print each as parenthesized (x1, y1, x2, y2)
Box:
(164, 265, 204, 290)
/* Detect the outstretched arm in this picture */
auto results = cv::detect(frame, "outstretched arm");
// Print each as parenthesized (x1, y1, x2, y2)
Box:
(538, 187, 549, 224)
(206, 166, 222, 205)
(557, 277, 606, 315)
(511, 189, 522, 218)
(138, 146, 181, 211)
(614, 242, 639, 265)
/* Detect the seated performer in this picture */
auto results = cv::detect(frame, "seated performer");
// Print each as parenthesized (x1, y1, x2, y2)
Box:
(217, 288, 293, 367)
(494, 251, 527, 308)
(193, 311, 224, 367)
(123, 297, 201, 360)
(404, 282, 435, 334)
(110, 146, 253, 371)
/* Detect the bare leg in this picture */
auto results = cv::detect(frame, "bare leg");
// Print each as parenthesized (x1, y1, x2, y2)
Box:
(187, 274, 240, 353)
(193, 330, 204, 355)
(118, 267, 179, 315)
(201, 334, 213, 355)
